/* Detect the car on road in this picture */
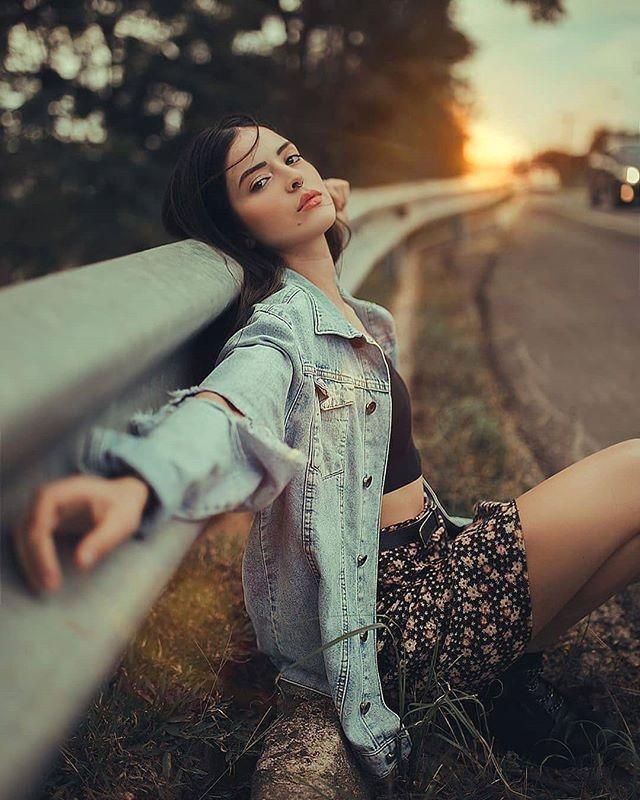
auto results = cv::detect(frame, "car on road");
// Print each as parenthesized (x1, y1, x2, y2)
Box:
(587, 135, 640, 208)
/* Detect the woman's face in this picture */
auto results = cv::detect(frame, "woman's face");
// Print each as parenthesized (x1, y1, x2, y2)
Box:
(224, 125, 336, 253)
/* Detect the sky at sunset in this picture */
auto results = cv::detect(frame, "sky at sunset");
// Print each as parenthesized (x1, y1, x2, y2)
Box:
(451, 0, 640, 168)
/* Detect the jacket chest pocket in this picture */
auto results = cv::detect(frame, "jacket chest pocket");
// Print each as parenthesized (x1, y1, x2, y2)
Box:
(310, 375, 355, 479)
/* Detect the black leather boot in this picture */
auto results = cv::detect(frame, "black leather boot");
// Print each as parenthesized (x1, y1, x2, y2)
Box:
(472, 651, 627, 768)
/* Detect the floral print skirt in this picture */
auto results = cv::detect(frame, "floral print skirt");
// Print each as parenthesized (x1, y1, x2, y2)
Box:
(375, 486, 534, 712)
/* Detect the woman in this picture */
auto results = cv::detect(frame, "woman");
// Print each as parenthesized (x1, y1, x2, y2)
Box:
(13, 112, 636, 782)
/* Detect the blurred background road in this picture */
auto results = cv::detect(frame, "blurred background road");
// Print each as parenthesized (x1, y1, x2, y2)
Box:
(483, 188, 639, 473)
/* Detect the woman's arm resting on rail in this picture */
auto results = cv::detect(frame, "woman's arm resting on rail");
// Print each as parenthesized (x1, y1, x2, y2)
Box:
(75, 309, 307, 539)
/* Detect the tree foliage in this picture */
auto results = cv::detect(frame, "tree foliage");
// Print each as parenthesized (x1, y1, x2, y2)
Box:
(0, 0, 564, 285)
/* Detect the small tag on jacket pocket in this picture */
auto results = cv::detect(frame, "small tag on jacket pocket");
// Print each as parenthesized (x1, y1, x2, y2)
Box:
(313, 375, 356, 411)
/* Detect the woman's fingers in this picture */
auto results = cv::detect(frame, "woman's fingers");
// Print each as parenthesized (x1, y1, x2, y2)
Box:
(13, 485, 62, 593)
(337, 179, 350, 208)
(73, 511, 136, 572)
(323, 179, 339, 207)
(12, 512, 39, 594)
(12, 474, 149, 595)
(324, 178, 350, 211)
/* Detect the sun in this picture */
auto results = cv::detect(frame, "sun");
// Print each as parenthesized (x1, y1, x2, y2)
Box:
(464, 120, 532, 170)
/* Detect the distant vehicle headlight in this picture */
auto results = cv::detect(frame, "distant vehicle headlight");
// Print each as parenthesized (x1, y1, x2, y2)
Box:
(625, 166, 640, 185)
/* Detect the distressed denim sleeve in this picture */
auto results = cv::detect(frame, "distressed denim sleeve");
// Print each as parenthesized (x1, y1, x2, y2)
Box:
(75, 309, 307, 539)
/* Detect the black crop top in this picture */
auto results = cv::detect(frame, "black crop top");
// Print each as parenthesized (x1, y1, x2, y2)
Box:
(382, 352, 422, 493)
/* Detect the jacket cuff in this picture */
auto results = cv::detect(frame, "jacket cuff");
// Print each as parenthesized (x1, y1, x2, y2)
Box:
(75, 425, 185, 539)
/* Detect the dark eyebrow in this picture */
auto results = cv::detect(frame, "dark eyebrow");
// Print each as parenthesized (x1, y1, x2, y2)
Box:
(238, 140, 293, 189)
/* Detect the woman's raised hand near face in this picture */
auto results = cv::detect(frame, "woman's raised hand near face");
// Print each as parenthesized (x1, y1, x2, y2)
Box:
(323, 178, 351, 222)
(12, 474, 151, 595)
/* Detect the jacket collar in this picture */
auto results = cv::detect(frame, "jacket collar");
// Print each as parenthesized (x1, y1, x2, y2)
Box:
(283, 267, 377, 345)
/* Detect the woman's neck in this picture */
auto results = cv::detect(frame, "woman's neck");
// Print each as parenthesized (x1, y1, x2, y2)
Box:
(282, 240, 341, 305)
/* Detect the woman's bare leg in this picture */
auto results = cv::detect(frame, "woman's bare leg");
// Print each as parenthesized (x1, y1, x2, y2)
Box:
(512, 438, 640, 643)
(525, 532, 640, 652)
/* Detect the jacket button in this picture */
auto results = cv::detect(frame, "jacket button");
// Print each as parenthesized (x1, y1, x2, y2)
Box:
(363, 474, 372, 488)
(360, 630, 369, 642)
(360, 700, 371, 715)
(365, 400, 377, 414)
(385, 750, 396, 764)
(357, 554, 368, 566)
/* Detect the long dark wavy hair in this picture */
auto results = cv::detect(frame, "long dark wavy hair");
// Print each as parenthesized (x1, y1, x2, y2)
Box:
(161, 112, 352, 336)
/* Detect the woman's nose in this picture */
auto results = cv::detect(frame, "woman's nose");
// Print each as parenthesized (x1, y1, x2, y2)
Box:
(288, 173, 303, 191)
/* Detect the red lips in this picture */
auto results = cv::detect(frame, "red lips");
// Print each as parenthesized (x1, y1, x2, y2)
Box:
(297, 190, 322, 211)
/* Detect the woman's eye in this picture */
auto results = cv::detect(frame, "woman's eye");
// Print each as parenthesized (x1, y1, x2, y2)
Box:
(250, 154, 303, 192)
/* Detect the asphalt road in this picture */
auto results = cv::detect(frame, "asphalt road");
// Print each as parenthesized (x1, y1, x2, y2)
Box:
(483, 190, 639, 474)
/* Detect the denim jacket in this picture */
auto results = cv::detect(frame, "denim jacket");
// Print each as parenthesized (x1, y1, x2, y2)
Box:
(77, 265, 470, 781)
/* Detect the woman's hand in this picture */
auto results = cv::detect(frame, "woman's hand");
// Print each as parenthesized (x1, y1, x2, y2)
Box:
(12, 473, 151, 595)
(323, 178, 351, 222)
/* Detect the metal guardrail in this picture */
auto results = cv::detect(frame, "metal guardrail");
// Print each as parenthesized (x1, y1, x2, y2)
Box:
(0, 173, 514, 800)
